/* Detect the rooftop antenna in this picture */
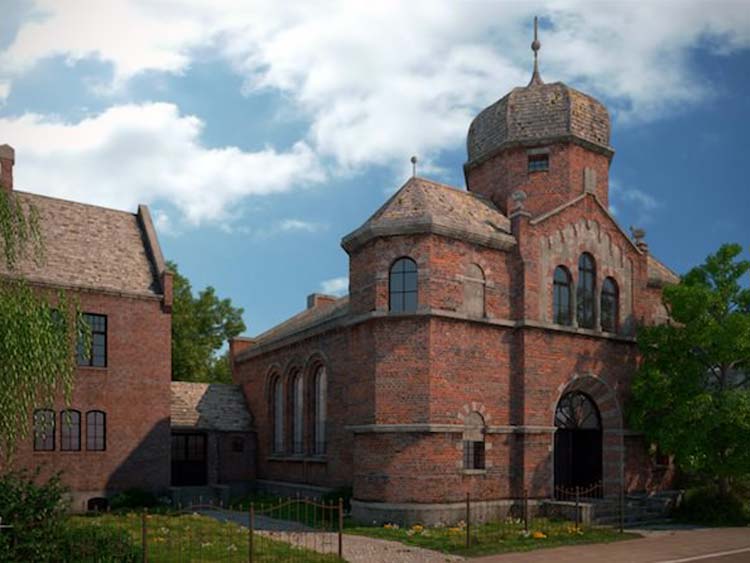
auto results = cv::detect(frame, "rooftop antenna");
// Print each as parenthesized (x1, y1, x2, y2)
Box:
(529, 16, 544, 86)
(410, 155, 418, 177)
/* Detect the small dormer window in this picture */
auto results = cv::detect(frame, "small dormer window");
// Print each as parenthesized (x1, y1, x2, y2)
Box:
(528, 154, 549, 172)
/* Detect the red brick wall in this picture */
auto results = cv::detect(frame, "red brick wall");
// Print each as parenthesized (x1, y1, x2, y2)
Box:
(7, 289, 172, 506)
(466, 142, 610, 216)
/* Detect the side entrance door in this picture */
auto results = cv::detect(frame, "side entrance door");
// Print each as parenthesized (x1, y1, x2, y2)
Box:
(171, 433, 207, 486)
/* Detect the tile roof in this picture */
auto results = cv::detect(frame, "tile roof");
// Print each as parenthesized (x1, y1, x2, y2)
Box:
(171, 382, 254, 432)
(0, 191, 161, 296)
(342, 177, 514, 252)
(647, 255, 680, 287)
(253, 296, 349, 347)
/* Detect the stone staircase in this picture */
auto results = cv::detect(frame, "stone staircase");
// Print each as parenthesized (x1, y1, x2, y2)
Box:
(591, 491, 681, 527)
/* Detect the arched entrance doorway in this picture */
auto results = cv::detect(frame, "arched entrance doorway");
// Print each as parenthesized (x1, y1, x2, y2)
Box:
(554, 391, 603, 497)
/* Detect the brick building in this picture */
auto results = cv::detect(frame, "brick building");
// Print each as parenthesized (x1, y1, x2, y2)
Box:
(0, 144, 174, 510)
(231, 30, 678, 523)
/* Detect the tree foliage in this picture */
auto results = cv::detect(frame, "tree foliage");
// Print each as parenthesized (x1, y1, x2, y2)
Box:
(170, 261, 245, 383)
(628, 243, 750, 491)
(0, 189, 87, 458)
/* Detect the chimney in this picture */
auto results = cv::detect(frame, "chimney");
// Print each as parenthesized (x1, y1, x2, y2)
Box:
(307, 293, 337, 310)
(0, 144, 14, 192)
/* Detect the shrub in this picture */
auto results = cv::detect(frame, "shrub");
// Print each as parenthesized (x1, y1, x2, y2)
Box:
(59, 519, 141, 562)
(0, 468, 69, 562)
(109, 488, 160, 511)
(674, 486, 750, 526)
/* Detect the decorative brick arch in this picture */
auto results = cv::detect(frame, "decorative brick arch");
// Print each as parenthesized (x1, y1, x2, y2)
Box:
(552, 373, 624, 497)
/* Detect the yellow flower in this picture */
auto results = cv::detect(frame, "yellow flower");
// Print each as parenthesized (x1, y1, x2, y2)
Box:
(532, 531, 547, 539)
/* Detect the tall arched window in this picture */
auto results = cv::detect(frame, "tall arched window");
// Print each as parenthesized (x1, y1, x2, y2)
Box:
(313, 366, 327, 455)
(60, 409, 81, 451)
(86, 410, 106, 451)
(273, 378, 284, 454)
(553, 266, 573, 325)
(33, 409, 55, 451)
(291, 372, 304, 454)
(463, 263, 486, 317)
(389, 257, 418, 313)
(463, 411, 486, 470)
(577, 253, 596, 329)
(600, 277, 619, 333)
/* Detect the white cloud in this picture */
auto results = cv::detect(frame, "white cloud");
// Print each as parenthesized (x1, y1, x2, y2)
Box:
(2, 1, 749, 174)
(319, 276, 348, 296)
(1, 103, 324, 224)
(278, 219, 324, 233)
(610, 179, 660, 224)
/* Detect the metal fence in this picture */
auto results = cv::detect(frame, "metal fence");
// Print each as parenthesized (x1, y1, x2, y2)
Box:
(11, 496, 345, 563)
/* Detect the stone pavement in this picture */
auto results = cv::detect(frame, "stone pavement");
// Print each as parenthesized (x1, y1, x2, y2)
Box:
(472, 526, 750, 563)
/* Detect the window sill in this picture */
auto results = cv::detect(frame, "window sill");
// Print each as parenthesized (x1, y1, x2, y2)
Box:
(268, 455, 327, 463)
(77, 365, 108, 372)
(462, 469, 487, 475)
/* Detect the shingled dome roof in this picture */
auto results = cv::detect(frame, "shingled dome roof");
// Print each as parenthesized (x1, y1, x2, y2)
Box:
(467, 18, 611, 164)
(467, 81, 611, 164)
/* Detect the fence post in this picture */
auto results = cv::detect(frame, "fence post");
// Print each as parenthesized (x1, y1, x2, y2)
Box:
(465, 492, 471, 549)
(619, 485, 625, 533)
(575, 487, 580, 532)
(248, 503, 254, 563)
(141, 509, 148, 563)
(523, 488, 529, 533)
(338, 497, 344, 558)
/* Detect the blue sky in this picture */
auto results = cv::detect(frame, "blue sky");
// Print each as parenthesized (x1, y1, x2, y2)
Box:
(1, 1, 749, 336)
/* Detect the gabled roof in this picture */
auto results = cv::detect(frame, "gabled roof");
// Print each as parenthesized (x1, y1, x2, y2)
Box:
(0, 191, 163, 297)
(171, 382, 254, 432)
(647, 255, 680, 287)
(342, 177, 515, 253)
(253, 296, 349, 347)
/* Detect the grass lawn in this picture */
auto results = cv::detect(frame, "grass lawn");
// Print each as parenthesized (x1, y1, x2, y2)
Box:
(346, 518, 640, 558)
(67, 512, 342, 562)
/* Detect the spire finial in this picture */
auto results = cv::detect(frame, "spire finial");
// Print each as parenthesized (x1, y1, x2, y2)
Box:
(529, 16, 544, 86)
(410, 155, 418, 177)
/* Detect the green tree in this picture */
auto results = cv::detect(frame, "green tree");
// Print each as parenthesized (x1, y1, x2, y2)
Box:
(628, 243, 750, 495)
(169, 261, 246, 383)
(0, 189, 87, 458)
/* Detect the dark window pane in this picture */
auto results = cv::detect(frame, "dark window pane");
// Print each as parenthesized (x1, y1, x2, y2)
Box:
(86, 411, 106, 451)
(78, 314, 107, 367)
(33, 410, 55, 451)
(403, 291, 417, 312)
(60, 410, 80, 451)
(390, 272, 403, 292)
(577, 254, 596, 329)
(403, 271, 418, 292)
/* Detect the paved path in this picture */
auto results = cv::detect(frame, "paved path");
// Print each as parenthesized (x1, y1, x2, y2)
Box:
(199, 508, 461, 562)
(472, 527, 750, 563)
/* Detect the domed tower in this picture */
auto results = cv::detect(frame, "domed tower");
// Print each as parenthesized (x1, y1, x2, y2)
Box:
(465, 18, 614, 217)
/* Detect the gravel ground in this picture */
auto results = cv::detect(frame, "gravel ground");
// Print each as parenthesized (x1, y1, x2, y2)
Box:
(199, 508, 463, 562)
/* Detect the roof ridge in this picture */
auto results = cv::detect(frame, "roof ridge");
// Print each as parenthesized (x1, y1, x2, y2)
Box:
(15, 190, 139, 217)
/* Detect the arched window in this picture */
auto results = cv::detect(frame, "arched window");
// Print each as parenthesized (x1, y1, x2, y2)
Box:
(463, 263, 486, 317)
(291, 372, 304, 454)
(313, 366, 327, 455)
(555, 392, 601, 430)
(600, 277, 619, 333)
(33, 409, 55, 451)
(60, 409, 81, 451)
(553, 266, 573, 325)
(86, 411, 106, 451)
(462, 411, 486, 470)
(272, 378, 284, 454)
(577, 253, 596, 329)
(389, 257, 418, 313)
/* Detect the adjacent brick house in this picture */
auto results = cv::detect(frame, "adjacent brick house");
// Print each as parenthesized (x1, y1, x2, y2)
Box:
(231, 36, 679, 523)
(0, 144, 174, 510)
